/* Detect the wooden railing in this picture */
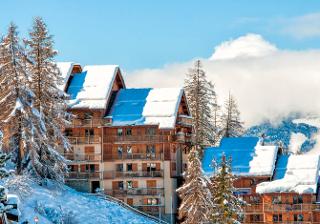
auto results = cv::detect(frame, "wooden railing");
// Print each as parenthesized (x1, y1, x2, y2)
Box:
(67, 136, 101, 145)
(103, 153, 163, 161)
(64, 153, 101, 162)
(103, 171, 164, 179)
(243, 203, 320, 213)
(176, 115, 192, 126)
(67, 171, 101, 179)
(105, 188, 164, 196)
(66, 118, 111, 128)
(132, 204, 165, 214)
(104, 135, 173, 143)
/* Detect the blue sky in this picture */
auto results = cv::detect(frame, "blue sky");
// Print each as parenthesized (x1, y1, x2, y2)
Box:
(1, 0, 320, 71)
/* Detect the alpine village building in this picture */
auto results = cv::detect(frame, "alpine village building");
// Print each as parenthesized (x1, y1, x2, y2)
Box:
(57, 62, 192, 222)
(203, 137, 320, 224)
(55, 62, 320, 223)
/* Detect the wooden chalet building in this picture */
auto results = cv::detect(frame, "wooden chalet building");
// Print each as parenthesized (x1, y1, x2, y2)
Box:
(203, 137, 320, 224)
(57, 62, 192, 221)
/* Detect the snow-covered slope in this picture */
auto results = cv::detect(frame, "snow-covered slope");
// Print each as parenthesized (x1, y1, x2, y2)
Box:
(8, 178, 156, 224)
(245, 116, 319, 153)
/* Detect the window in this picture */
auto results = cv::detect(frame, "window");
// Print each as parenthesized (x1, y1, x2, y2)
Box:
(147, 198, 159, 205)
(272, 195, 281, 204)
(293, 195, 303, 204)
(68, 165, 76, 172)
(65, 129, 73, 136)
(249, 196, 261, 204)
(117, 129, 123, 136)
(127, 181, 133, 189)
(294, 214, 303, 221)
(251, 215, 261, 222)
(85, 129, 94, 137)
(126, 128, 132, 136)
(118, 181, 124, 190)
(85, 164, 95, 172)
(146, 128, 156, 135)
(273, 214, 282, 222)
(127, 163, 133, 172)
(127, 146, 132, 154)
(147, 163, 157, 172)
(146, 145, 156, 158)
(116, 164, 123, 172)
(117, 146, 123, 158)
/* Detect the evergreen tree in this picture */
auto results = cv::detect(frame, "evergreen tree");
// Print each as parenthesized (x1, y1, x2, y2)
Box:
(25, 17, 69, 182)
(177, 146, 213, 224)
(184, 60, 218, 149)
(0, 23, 46, 175)
(210, 155, 243, 224)
(0, 131, 12, 217)
(220, 93, 244, 137)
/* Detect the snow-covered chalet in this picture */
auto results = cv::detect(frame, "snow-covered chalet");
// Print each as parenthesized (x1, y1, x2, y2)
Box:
(57, 62, 193, 222)
(202, 137, 320, 223)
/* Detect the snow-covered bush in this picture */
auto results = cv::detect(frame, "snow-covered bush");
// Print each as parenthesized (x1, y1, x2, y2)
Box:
(35, 201, 78, 224)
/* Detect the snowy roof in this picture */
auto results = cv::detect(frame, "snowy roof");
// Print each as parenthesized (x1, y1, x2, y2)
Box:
(66, 65, 121, 109)
(56, 62, 80, 91)
(256, 154, 320, 194)
(202, 137, 278, 177)
(108, 88, 184, 129)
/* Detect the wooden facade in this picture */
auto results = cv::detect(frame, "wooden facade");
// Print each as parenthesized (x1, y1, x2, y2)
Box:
(236, 176, 320, 223)
(62, 63, 192, 221)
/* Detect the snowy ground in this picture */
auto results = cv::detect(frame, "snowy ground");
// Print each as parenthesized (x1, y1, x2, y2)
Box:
(6, 177, 156, 224)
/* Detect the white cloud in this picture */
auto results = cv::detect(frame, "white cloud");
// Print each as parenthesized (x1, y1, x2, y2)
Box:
(210, 34, 277, 60)
(282, 13, 320, 39)
(125, 34, 320, 127)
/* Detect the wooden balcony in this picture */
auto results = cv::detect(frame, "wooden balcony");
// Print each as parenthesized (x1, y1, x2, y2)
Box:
(176, 115, 192, 127)
(103, 170, 164, 179)
(104, 135, 173, 143)
(64, 153, 101, 162)
(132, 204, 165, 214)
(243, 203, 320, 214)
(264, 203, 320, 212)
(67, 171, 101, 180)
(105, 188, 164, 196)
(103, 153, 163, 161)
(66, 118, 111, 128)
(67, 136, 101, 145)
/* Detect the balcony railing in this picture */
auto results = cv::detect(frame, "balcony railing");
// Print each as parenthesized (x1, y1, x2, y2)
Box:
(264, 203, 320, 212)
(64, 153, 101, 162)
(67, 171, 101, 179)
(103, 153, 163, 161)
(176, 115, 192, 126)
(105, 188, 164, 196)
(132, 204, 165, 214)
(243, 203, 320, 214)
(66, 118, 111, 128)
(67, 136, 101, 145)
(103, 171, 164, 179)
(104, 135, 173, 143)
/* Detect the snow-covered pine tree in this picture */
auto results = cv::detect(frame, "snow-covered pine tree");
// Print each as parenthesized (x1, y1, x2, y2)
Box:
(210, 155, 243, 224)
(220, 92, 244, 137)
(0, 132, 10, 179)
(25, 17, 69, 182)
(177, 146, 213, 224)
(184, 60, 218, 149)
(0, 131, 13, 218)
(0, 23, 46, 175)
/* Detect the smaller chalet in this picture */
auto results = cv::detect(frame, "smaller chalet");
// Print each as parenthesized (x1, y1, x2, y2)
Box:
(202, 137, 320, 223)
